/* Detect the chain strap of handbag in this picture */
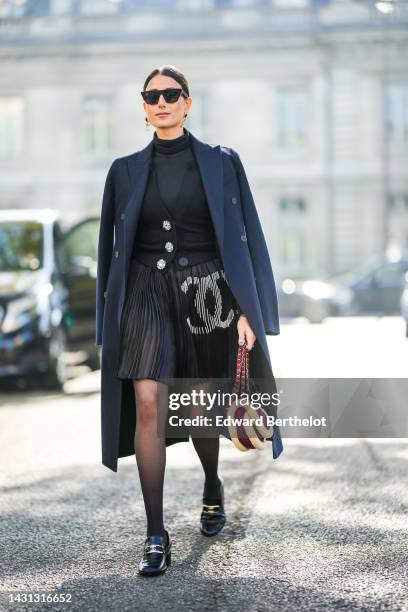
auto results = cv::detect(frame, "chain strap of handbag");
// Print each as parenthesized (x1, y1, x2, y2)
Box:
(226, 342, 274, 452)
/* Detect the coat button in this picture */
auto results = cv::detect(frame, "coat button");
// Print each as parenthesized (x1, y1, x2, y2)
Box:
(231, 197, 238, 205)
(178, 256, 189, 267)
(241, 234, 247, 242)
(165, 241, 174, 252)
(162, 220, 172, 231)
(104, 290, 108, 298)
(157, 258, 166, 269)
(114, 250, 119, 257)
(120, 212, 125, 220)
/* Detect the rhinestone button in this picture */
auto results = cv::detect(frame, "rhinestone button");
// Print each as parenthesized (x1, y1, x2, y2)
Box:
(162, 220, 172, 231)
(114, 250, 119, 257)
(241, 234, 247, 242)
(157, 258, 166, 270)
(165, 241, 174, 252)
(231, 197, 238, 205)
(120, 212, 125, 220)
(103, 291, 108, 298)
(178, 256, 189, 267)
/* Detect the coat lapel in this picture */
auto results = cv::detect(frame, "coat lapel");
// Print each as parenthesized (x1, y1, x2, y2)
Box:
(123, 130, 224, 282)
(189, 132, 225, 255)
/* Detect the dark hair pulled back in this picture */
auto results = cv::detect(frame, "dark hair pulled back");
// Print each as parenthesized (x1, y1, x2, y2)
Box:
(143, 65, 190, 97)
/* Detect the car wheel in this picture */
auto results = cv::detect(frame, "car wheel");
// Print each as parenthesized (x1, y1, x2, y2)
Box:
(43, 327, 69, 390)
(87, 348, 101, 371)
(303, 301, 328, 324)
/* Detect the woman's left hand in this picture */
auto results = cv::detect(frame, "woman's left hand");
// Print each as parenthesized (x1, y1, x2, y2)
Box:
(237, 315, 256, 350)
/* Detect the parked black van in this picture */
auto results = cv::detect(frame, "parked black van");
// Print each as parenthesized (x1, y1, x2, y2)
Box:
(0, 209, 100, 389)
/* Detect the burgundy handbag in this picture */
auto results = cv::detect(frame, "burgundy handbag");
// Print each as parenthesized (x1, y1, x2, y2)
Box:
(226, 343, 274, 451)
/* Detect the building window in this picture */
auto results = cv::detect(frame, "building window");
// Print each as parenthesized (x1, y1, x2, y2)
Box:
(0, 96, 24, 160)
(388, 192, 408, 212)
(275, 87, 307, 148)
(278, 196, 308, 269)
(279, 196, 307, 213)
(274, 0, 309, 7)
(82, 95, 113, 159)
(385, 82, 408, 145)
(279, 231, 305, 266)
(388, 192, 408, 250)
(177, 0, 215, 9)
(0, 0, 51, 17)
(77, 0, 118, 14)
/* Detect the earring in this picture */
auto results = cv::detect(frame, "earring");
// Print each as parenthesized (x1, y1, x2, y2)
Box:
(145, 116, 150, 130)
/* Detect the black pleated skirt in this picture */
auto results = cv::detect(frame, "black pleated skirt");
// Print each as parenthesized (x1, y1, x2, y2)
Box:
(117, 256, 240, 385)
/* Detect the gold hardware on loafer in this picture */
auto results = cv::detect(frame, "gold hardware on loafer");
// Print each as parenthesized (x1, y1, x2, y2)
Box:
(145, 544, 164, 553)
(200, 478, 226, 537)
(202, 504, 221, 513)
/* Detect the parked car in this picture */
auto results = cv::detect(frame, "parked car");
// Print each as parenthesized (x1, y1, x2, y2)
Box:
(277, 277, 351, 323)
(400, 272, 408, 338)
(0, 209, 100, 389)
(278, 253, 408, 323)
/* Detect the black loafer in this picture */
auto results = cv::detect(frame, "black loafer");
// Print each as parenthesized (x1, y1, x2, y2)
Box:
(138, 529, 171, 576)
(200, 478, 226, 536)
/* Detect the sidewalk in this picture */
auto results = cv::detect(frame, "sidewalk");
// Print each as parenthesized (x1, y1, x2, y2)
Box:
(0, 381, 407, 611)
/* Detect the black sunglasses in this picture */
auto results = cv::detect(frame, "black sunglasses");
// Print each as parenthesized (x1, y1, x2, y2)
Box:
(141, 87, 189, 105)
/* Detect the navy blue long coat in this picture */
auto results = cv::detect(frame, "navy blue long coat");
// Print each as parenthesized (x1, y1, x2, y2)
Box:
(96, 130, 283, 472)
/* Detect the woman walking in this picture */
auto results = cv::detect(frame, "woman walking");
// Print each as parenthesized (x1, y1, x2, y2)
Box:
(96, 65, 282, 576)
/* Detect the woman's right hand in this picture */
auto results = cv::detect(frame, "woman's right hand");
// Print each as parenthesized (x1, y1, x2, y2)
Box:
(237, 315, 256, 350)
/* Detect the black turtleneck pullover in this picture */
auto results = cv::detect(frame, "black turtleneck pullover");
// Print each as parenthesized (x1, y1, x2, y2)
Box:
(152, 127, 195, 213)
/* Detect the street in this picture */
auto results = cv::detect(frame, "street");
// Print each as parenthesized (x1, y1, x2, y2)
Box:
(1, 317, 407, 611)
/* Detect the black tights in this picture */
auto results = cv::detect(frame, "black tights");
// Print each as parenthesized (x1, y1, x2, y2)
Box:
(133, 379, 222, 538)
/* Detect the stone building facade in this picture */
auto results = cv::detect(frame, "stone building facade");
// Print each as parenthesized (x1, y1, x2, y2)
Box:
(0, 0, 407, 279)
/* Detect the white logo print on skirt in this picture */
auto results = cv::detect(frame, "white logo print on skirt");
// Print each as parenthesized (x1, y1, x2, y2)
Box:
(180, 269, 235, 335)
